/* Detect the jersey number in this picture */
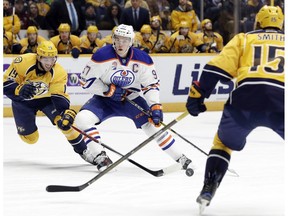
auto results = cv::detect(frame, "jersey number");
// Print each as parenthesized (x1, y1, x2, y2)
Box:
(250, 45, 284, 74)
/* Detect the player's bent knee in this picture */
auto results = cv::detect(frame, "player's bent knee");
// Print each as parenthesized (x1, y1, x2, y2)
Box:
(19, 130, 39, 144)
(74, 110, 100, 130)
(212, 133, 232, 155)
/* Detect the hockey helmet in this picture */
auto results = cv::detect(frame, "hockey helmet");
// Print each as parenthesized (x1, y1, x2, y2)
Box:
(113, 24, 135, 47)
(140, 25, 152, 34)
(37, 41, 58, 57)
(27, 26, 38, 34)
(255, 5, 284, 29)
(201, 19, 212, 30)
(179, 21, 190, 29)
(87, 25, 99, 34)
(58, 23, 71, 32)
(150, 15, 162, 24)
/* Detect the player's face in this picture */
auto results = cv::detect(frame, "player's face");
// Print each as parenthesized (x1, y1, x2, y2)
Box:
(151, 20, 160, 29)
(38, 56, 57, 71)
(27, 33, 37, 45)
(179, 27, 189, 36)
(114, 35, 131, 57)
(142, 33, 151, 41)
(204, 22, 212, 30)
(59, 31, 69, 42)
(88, 32, 97, 42)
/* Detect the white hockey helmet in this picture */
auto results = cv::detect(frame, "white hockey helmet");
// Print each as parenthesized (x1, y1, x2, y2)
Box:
(113, 24, 135, 48)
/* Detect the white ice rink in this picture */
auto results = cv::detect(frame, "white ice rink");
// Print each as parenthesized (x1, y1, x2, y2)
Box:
(3, 111, 286, 216)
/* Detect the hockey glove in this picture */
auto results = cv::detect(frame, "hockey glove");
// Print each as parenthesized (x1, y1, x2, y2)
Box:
(15, 83, 37, 100)
(57, 109, 77, 131)
(104, 84, 127, 101)
(149, 104, 163, 127)
(186, 81, 207, 116)
(71, 47, 81, 58)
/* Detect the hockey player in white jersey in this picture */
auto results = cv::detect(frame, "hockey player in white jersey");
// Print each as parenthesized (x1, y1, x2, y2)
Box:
(75, 24, 193, 173)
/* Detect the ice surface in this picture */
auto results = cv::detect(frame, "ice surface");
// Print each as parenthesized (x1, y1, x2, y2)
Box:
(3, 112, 286, 216)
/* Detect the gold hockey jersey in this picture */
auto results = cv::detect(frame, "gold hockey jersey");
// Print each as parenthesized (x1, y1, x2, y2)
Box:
(200, 29, 284, 111)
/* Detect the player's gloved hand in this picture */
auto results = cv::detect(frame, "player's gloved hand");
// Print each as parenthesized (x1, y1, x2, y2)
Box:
(57, 109, 77, 131)
(15, 83, 37, 100)
(71, 47, 81, 58)
(149, 104, 163, 127)
(186, 81, 207, 116)
(104, 84, 127, 101)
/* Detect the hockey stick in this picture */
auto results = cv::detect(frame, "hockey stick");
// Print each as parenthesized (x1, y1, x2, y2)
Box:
(126, 98, 239, 177)
(46, 111, 189, 192)
(71, 125, 181, 177)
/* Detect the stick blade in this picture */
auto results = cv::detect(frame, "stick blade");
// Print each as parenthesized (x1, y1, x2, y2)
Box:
(46, 185, 83, 192)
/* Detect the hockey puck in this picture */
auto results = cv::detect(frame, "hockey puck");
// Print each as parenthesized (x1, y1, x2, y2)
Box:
(186, 168, 194, 177)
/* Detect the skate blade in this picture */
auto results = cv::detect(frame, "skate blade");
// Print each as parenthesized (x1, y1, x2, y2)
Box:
(198, 199, 209, 215)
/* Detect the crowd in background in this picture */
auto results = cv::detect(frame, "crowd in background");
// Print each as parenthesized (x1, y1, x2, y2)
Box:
(3, 0, 285, 56)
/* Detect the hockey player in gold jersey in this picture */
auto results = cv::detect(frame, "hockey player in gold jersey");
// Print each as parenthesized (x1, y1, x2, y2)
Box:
(169, 21, 207, 53)
(3, 41, 109, 171)
(80, 25, 104, 54)
(186, 5, 284, 214)
(196, 19, 223, 53)
(12, 26, 47, 54)
(50, 23, 81, 58)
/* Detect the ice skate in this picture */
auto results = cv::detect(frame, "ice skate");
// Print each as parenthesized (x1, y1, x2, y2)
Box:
(177, 154, 194, 176)
(93, 151, 113, 171)
(196, 179, 218, 215)
(81, 150, 112, 171)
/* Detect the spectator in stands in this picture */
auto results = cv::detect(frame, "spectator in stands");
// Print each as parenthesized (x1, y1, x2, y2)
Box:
(242, 0, 263, 32)
(36, 0, 50, 16)
(80, 25, 104, 53)
(27, 2, 48, 30)
(45, 0, 85, 37)
(149, 15, 170, 53)
(86, 0, 111, 8)
(124, 0, 149, 11)
(84, 3, 101, 28)
(50, 23, 81, 58)
(169, 20, 206, 53)
(150, 0, 170, 22)
(145, 0, 159, 17)
(204, 0, 223, 24)
(215, 0, 236, 44)
(196, 19, 223, 53)
(171, 0, 199, 32)
(12, 26, 47, 54)
(95, 0, 110, 22)
(120, 0, 150, 31)
(14, 0, 30, 29)
(3, 0, 21, 37)
(100, 3, 122, 30)
(3, 28, 18, 54)
(161, 6, 172, 30)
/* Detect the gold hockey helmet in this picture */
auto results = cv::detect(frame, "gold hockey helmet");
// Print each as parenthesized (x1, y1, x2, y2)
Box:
(255, 5, 284, 29)
(87, 25, 99, 33)
(201, 19, 212, 30)
(37, 41, 58, 57)
(27, 26, 38, 34)
(179, 21, 190, 29)
(140, 24, 152, 34)
(150, 15, 162, 24)
(58, 23, 71, 32)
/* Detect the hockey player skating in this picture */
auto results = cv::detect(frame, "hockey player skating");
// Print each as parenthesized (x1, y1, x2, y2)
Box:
(3, 41, 101, 167)
(74, 24, 194, 174)
(185, 5, 284, 214)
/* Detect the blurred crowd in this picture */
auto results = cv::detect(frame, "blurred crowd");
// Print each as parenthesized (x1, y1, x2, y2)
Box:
(3, 0, 285, 56)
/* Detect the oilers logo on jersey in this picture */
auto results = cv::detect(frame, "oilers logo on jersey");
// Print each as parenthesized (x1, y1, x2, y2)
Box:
(110, 69, 135, 87)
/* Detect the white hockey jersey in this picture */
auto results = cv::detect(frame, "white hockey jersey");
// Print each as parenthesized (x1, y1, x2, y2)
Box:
(80, 45, 160, 106)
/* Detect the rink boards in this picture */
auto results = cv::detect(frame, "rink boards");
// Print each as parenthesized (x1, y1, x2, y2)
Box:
(3, 54, 234, 117)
